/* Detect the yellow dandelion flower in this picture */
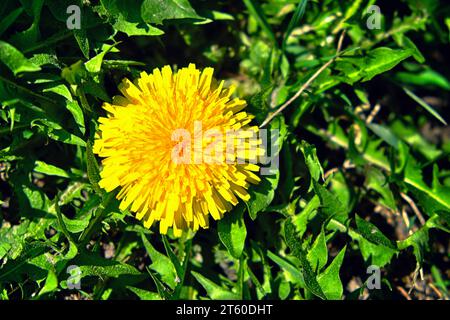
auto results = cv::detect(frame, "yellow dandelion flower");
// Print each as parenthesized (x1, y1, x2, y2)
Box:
(93, 63, 264, 236)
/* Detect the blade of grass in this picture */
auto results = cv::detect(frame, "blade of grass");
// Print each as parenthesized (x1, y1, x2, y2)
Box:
(242, 0, 277, 46)
(78, 192, 115, 245)
(282, 0, 308, 52)
(404, 87, 447, 125)
(171, 238, 192, 300)
(161, 235, 182, 276)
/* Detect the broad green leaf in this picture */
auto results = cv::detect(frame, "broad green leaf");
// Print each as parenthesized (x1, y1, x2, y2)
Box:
(73, 29, 90, 59)
(113, 19, 163, 36)
(0, 242, 49, 282)
(278, 280, 290, 300)
(191, 271, 239, 300)
(218, 205, 247, 259)
(292, 195, 320, 238)
(393, 34, 425, 63)
(127, 286, 161, 300)
(34, 160, 70, 178)
(43, 83, 73, 101)
(77, 262, 140, 279)
(8, 0, 44, 48)
(85, 44, 116, 73)
(267, 250, 303, 284)
(247, 171, 279, 219)
(247, 116, 286, 219)
(395, 68, 450, 90)
(0, 41, 41, 75)
(66, 100, 85, 134)
(31, 118, 86, 146)
(61, 214, 91, 234)
(141, 0, 204, 24)
(336, 47, 413, 84)
(98, 0, 164, 36)
(367, 123, 400, 149)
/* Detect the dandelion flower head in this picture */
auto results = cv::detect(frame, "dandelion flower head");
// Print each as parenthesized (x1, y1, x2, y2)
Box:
(94, 64, 263, 236)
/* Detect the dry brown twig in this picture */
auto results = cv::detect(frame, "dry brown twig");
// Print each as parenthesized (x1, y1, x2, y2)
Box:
(401, 192, 426, 225)
(366, 103, 381, 124)
(323, 159, 355, 179)
(259, 30, 347, 128)
(397, 286, 412, 300)
(428, 283, 443, 299)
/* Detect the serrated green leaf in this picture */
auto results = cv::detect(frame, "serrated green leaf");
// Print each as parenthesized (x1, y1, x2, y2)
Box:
(358, 236, 396, 267)
(313, 180, 347, 221)
(75, 252, 141, 279)
(298, 140, 324, 190)
(317, 246, 346, 300)
(191, 271, 240, 300)
(86, 141, 102, 194)
(404, 161, 450, 219)
(307, 227, 328, 273)
(365, 167, 397, 210)
(113, 18, 164, 36)
(355, 215, 397, 250)
(141, 233, 177, 290)
(37, 269, 58, 296)
(85, 44, 115, 73)
(267, 250, 303, 284)
(31, 118, 86, 146)
(284, 219, 326, 299)
(247, 171, 279, 219)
